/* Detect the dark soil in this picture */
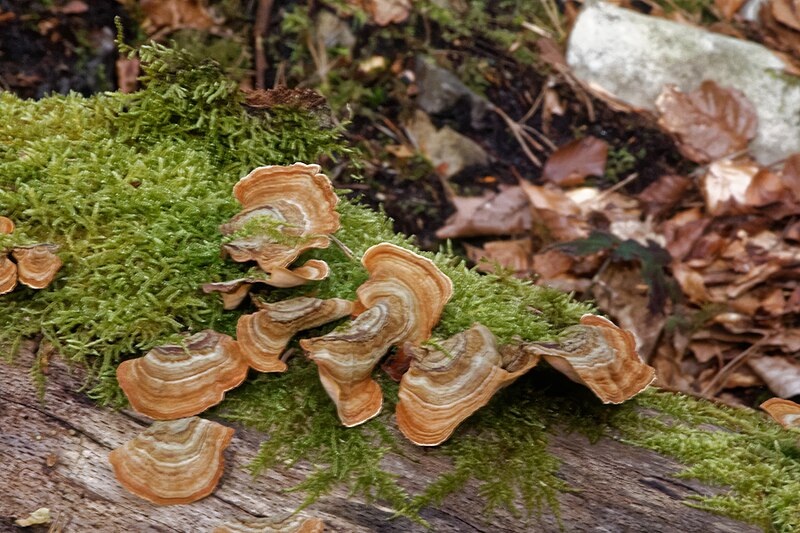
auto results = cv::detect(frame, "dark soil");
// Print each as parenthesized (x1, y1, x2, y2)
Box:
(0, 0, 133, 98)
(0, 0, 687, 250)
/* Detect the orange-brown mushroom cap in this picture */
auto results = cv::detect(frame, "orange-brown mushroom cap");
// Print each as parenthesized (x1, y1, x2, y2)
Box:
(213, 516, 325, 533)
(238, 297, 353, 372)
(761, 398, 800, 429)
(0, 254, 17, 295)
(221, 164, 340, 271)
(11, 244, 62, 289)
(117, 330, 249, 420)
(109, 417, 234, 505)
(357, 243, 453, 342)
(203, 260, 331, 310)
(0, 216, 13, 234)
(396, 324, 540, 446)
(301, 295, 412, 427)
(525, 314, 656, 404)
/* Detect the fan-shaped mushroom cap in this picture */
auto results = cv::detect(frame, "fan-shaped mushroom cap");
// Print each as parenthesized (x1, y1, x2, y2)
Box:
(357, 243, 453, 342)
(761, 398, 800, 429)
(525, 314, 656, 404)
(396, 324, 541, 446)
(0, 216, 13, 234)
(203, 260, 332, 310)
(221, 164, 340, 271)
(109, 417, 233, 505)
(301, 295, 411, 427)
(0, 254, 17, 295)
(11, 244, 62, 289)
(117, 330, 249, 420)
(233, 163, 339, 218)
(213, 516, 325, 533)
(238, 297, 353, 372)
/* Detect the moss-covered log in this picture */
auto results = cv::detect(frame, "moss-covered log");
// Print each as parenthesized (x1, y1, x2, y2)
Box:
(2, 41, 800, 532)
(0, 340, 758, 532)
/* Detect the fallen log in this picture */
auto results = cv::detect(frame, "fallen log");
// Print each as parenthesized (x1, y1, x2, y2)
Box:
(0, 344, 758, 532)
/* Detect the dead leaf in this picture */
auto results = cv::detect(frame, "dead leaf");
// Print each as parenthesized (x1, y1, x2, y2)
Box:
(781, 152, 800, 200)
(672, 262, 710, 303)
(749, 355, 800, 397)
(655, 80, 758, 164)
(638, 174, 692, 217)
(436, 186, 532, 238)
(715, 0, 747, 20)
(542, 136, 608, 187)
(405, 110, 488, 178)
(464, 238, 533, 275)
(591, 263, 667, 360)
(531, 248, 575, 278)
(15, 508, 51, 527)
(702, 158, 760, 215)
(381, 349, 412, 381)
(519, 181, 590, 241)
(689, 340, 724, 364)
(115, 57, 140, 94)
(57, 1, 89, 14)
(348, 0, 411, 26)
(140, 0, 218, 36)
(771, 0, 800, 31)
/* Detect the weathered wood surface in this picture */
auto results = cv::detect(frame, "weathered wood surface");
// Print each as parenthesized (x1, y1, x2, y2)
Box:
(1, 343, 759, 533)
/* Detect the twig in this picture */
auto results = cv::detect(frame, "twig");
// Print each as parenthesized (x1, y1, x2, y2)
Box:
(591, 172, 639, 204)
(699, 336, 768, 398)
(491, 105, 543, 167)
(254, 0, 275, 90)
(329, 234, 356, 261)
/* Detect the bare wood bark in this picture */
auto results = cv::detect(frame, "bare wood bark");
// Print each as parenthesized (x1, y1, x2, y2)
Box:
(0, 344, 758, 533)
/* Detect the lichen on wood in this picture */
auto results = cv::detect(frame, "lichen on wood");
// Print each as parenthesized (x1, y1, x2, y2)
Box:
(1, 38, 799, 531)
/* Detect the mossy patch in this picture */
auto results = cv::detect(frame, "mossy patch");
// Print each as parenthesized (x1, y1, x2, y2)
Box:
(2, 39, 799, 531)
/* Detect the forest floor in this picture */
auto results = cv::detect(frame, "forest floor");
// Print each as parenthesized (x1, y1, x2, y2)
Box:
(2, 0, 799, 408)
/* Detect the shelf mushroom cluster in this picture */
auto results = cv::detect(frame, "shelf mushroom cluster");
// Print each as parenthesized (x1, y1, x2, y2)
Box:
(109, 163, 657, 511)
(202, 163, 340, 309)
(0, 216, 62, 294)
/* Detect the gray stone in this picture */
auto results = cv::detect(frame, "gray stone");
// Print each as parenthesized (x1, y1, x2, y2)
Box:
(567, 1, 800, 164)
(404, 110, 489, 177)
(415, 56, 493, 129)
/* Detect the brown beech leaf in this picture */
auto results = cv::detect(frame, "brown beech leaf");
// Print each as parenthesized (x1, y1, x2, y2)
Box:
(140, 0, 218, 36)
(749, 356, 800, 398)
(638, 174, 692, 216)
(655, 80, 758, 163)
(781, 153, 800, 200)
(771, 0, 800, 31)
(116, 57, 140, 94)
(519, 181, 590, 241)
(542, 136, 609, 187)
(348, 0, 411, 26)
(702, 158, 760, 215)
(715, 0, 747, 20)
(436, 186, 531, 239)
(464, 238, 533, 275)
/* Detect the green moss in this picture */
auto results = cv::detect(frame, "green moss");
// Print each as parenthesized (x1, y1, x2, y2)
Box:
(3, 39, 800, 531)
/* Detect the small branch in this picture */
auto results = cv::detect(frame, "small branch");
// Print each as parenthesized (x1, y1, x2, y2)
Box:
(254, 0, 275, 90)
(700, 337, 768, 398)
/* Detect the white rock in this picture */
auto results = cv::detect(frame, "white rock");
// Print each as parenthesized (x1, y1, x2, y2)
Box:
(567, 1, 800, 164)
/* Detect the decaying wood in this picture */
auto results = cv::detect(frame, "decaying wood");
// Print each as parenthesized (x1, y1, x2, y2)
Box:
(0, 342, 758, 532)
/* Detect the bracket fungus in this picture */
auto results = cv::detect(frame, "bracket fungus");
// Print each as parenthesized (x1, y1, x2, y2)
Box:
(396, 323, 541, 446)
(302, 244, 454, 427)
(11, 244, 63, 289)
(237, 296, 354, 372)
(301, 298, 409, 426)
(203, 260, 331, 310)
(523, 314, 656, 404)
(356, 243, 454, 342)
(117, 330, 248, 420)
(221, 163, 340, 272)
(109, 417, 234, 505)
(761, 398, 800, 429)
(0, 215, 13, 234)
(0, 254, 17, 295)
(213, 516, 325, 533)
